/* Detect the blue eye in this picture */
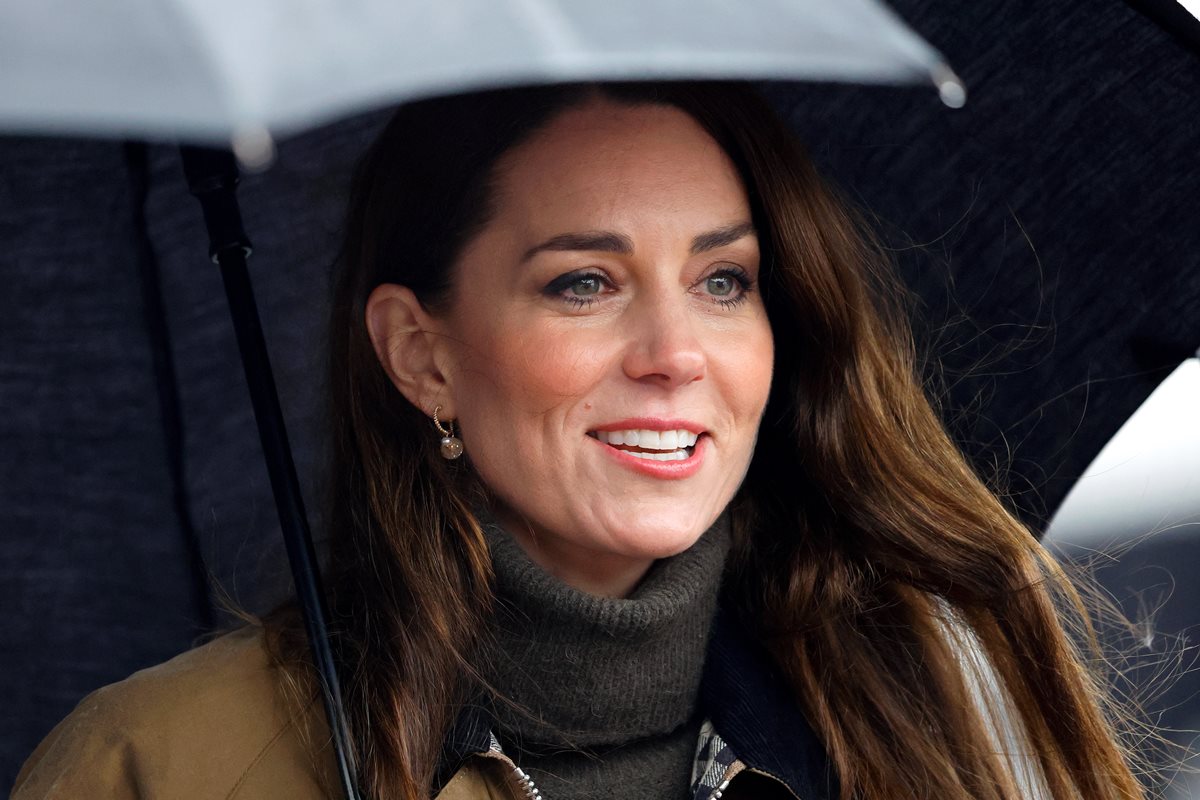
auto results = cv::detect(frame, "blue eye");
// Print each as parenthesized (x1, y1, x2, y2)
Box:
(569, 276, 603, 296)
(700, 266, 752, 306)
(542, 270, 611, 307)
(706, 274, 736, 296)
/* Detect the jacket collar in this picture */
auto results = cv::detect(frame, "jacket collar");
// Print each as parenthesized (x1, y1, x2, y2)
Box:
(699, 608, 838, 799)
(434, 699, 494, 793)
(433, 606, 838, 799)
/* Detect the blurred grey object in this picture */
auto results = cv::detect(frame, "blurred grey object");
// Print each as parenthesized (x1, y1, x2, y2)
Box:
(1044, 356, 1200, 800)
(1047, 356, 1200, 550)
(0, 0, 962, 164)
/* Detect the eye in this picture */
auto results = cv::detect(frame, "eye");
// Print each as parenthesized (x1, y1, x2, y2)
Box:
(697, 265, 753, 307)
(568, 275, 603, 297)
(706, 274, 737, 296)
(542, 269, 613, 308)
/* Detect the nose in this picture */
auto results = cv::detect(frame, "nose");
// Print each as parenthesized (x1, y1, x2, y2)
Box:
(621, 290, 706, 388)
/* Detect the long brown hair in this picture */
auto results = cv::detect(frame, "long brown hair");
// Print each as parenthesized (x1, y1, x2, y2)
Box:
(269, 82, 1146, 799)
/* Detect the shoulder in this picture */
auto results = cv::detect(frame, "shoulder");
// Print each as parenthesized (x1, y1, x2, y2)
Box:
(12, 626, 335, 800)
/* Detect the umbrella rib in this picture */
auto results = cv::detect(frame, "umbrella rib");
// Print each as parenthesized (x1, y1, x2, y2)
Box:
(125, 141, 217, 636)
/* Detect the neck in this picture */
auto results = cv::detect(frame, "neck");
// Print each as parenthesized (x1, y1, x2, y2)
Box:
(478, 512, 732, 749)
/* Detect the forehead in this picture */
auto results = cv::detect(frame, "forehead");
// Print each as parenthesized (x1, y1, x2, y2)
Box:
(488, 100, 750, 236)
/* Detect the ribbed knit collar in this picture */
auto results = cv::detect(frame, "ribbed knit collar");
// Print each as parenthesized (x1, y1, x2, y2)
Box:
(478, 513, 732, 751)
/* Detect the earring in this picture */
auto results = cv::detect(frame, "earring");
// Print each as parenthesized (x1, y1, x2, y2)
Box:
(432, 405, 464, 460)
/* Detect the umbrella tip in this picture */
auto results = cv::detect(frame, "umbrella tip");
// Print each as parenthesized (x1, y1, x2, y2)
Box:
(932, 63, 967, 109)
(232, 126, 276, 172)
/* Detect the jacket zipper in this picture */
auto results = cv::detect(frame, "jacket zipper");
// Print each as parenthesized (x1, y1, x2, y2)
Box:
(705, 760, 745, 799)
(478, 748, 543, 799)
(510, 763, 542, 799)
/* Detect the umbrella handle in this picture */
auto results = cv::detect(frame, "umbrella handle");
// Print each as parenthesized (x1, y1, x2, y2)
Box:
(180, 147, 364, 800)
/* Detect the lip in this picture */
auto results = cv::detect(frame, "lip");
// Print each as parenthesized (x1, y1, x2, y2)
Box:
(586, 420, 708, 480)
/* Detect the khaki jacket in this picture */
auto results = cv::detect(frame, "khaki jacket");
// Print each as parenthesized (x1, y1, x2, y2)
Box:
(12, 621, 830, 799)
(12, 628, 502, 800)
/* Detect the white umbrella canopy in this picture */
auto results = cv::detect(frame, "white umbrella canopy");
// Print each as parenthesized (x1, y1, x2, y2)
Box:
(1045, 356, 1200, 551)
(1042, 356, 1200, 800)
(1, 0, 963, 164)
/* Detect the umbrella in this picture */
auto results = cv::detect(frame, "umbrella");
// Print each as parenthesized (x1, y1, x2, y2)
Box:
(1046, 356, 1200, 551)
(1, 0, 964, 166)
(0, 1, 962, 796)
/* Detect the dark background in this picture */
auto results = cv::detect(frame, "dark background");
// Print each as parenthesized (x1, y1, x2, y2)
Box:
(3, 0, 1198, 793)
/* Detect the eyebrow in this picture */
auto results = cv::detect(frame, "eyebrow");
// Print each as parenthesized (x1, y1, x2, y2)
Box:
(521, 221, 756, 263)
(688, 221, 756, 255)
(522, 231, 633, 262)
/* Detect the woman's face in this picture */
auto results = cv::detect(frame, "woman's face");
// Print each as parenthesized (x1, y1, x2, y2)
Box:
(374, 99, 774, 594)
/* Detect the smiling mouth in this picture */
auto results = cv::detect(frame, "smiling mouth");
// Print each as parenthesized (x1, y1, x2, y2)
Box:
(586, 428, 702, 461)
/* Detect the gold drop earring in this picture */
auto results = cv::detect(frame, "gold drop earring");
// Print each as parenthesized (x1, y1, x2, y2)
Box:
(433, 405, 464, 460)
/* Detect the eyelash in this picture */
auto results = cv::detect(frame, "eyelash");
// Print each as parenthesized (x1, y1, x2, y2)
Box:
(542, 266, 754, 309)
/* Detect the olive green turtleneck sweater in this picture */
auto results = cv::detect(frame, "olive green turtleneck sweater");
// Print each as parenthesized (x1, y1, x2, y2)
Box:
(478, 515, 731, 800)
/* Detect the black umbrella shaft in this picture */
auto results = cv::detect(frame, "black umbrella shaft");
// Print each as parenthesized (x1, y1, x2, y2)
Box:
(218, 252, 361, 800)
(180, 147, 362, 800)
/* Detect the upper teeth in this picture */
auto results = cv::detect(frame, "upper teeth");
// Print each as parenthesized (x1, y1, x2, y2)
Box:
(594, 429, 699, 450)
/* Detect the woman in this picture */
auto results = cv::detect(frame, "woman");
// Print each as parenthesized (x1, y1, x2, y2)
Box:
(14, 82, 1145, 799)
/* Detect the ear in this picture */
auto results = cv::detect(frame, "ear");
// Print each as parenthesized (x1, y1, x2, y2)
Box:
(364, 283, 454, 418)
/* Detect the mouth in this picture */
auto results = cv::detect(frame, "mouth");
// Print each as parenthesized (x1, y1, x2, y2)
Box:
(586, 428, 704, 461)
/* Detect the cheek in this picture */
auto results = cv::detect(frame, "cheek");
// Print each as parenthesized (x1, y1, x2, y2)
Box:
(715, 321, 775, 421)
(453, 318, 613, 423)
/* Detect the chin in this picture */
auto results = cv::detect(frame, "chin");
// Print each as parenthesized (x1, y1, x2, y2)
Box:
(602, 515, 715, 561)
